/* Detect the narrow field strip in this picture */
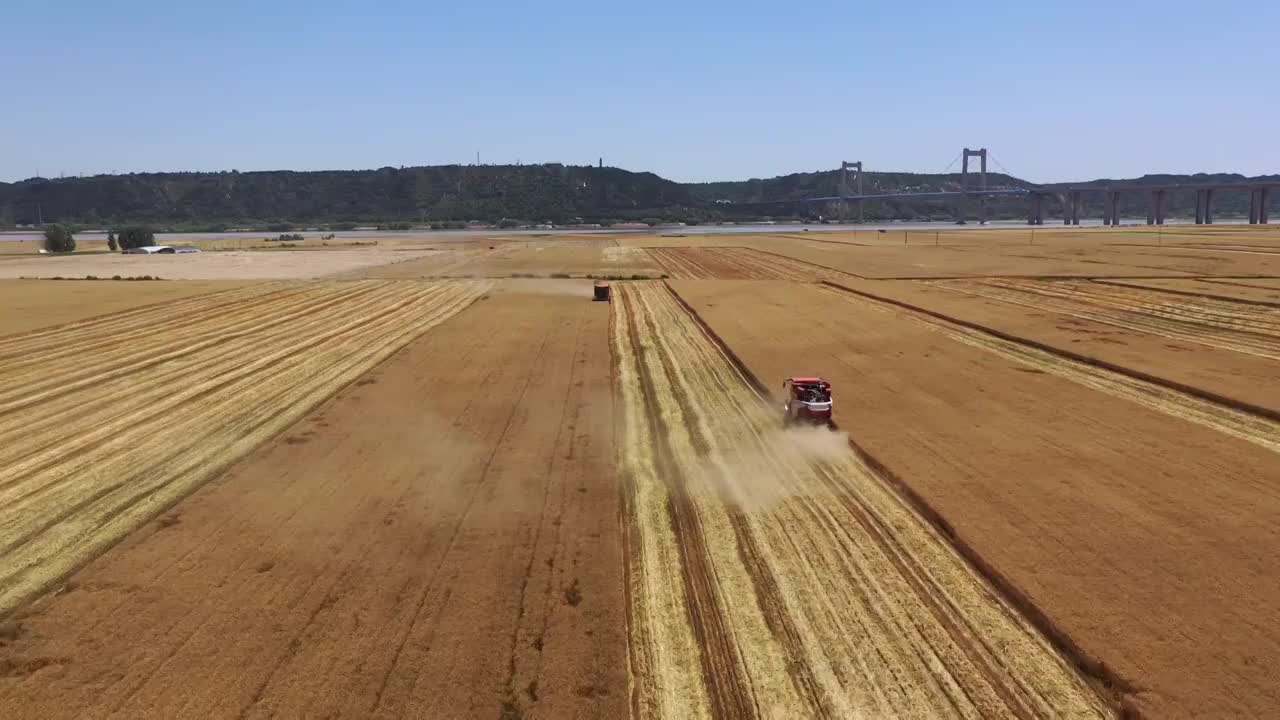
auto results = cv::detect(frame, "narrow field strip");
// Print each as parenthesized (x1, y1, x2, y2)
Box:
(822, 282, 1280, 455)
(0, 282, 284, 348)
(1091, 279, 1280, 308)
(930, 278, 1280, 360)
(647, 247, 836, 281)
(0, 279, 490, 616)
(614, 282, 1111, 719)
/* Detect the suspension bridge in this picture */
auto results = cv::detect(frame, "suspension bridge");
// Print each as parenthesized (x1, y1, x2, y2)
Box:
(740, 148, 1277, 226)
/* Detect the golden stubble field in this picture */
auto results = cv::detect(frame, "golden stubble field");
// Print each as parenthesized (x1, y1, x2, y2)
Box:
(2, 224, 1280, 719)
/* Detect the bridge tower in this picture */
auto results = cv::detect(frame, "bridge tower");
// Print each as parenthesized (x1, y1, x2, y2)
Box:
(961, 148, 988, 223)
(840, 161, 864, 223)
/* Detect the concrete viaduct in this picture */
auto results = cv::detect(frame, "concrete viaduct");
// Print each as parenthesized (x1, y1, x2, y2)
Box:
(818, 149, 1278, 225)
(1037, 183, 1275, 226)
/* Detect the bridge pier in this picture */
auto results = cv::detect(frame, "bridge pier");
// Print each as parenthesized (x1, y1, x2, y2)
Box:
(1070, 191, 1082, 225)
(1103, 190, 1122, 226)
(1262, 188, 1272, 224)
(1147, 190, 1168, 225)
(1205, 188, 1216, 224)
(1195, 190, 1205, 224)
(1250, 189, 1260, 224)
(1028, 194, 1045, 225)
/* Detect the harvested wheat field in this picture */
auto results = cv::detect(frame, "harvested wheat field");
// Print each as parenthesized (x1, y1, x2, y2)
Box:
(646, 246, 842, 281)
(693, 230, 1280, 279)
(0, 279, 252, 336)
(1096, 277, 1280, 303)
(927, 277, 1280, 361)
(3, 224, 1280, 720)
(0, 281, 626, 719)
(0, 280, 489, 617)
(671, 279, 1280, 718)
(1202, 277, 1280, 290)
(0, 248, 447, 280)
(829, 277, 1280, 413)
(614, 282, 1110, 719)
(354, 237, 662, 279)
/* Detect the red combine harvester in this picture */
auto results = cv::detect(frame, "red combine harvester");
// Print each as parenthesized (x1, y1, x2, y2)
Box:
(782, 377, 833, 427)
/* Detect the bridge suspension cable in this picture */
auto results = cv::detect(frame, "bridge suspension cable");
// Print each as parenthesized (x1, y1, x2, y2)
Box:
(941, 151, 962, 174)
(988, 153, 1016, 179)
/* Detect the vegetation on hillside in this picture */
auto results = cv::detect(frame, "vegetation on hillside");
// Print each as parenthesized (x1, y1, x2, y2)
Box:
(0, 165, 705, 228)
(2, 165, 1275, 228)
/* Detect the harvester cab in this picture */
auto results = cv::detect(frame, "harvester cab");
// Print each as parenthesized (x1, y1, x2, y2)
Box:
(782, 377, 833, 427)
(593, 281, 611, 302)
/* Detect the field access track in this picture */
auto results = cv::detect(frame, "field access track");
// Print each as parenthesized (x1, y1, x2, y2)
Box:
(0, 282, 627, 719)
(670, 279, 1280, 718)
(614, 282, 1108, 719)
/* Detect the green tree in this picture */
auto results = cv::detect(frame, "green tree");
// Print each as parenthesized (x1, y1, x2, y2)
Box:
(43, 224, 76, 253)
(107, 231, 119, 251)
(117, 226, 156, 250)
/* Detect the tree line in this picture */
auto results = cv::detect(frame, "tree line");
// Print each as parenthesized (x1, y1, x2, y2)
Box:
(42, 225, 155, 253)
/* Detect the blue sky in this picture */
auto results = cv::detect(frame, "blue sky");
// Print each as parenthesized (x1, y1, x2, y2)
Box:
(2, 0, 1276, 183)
